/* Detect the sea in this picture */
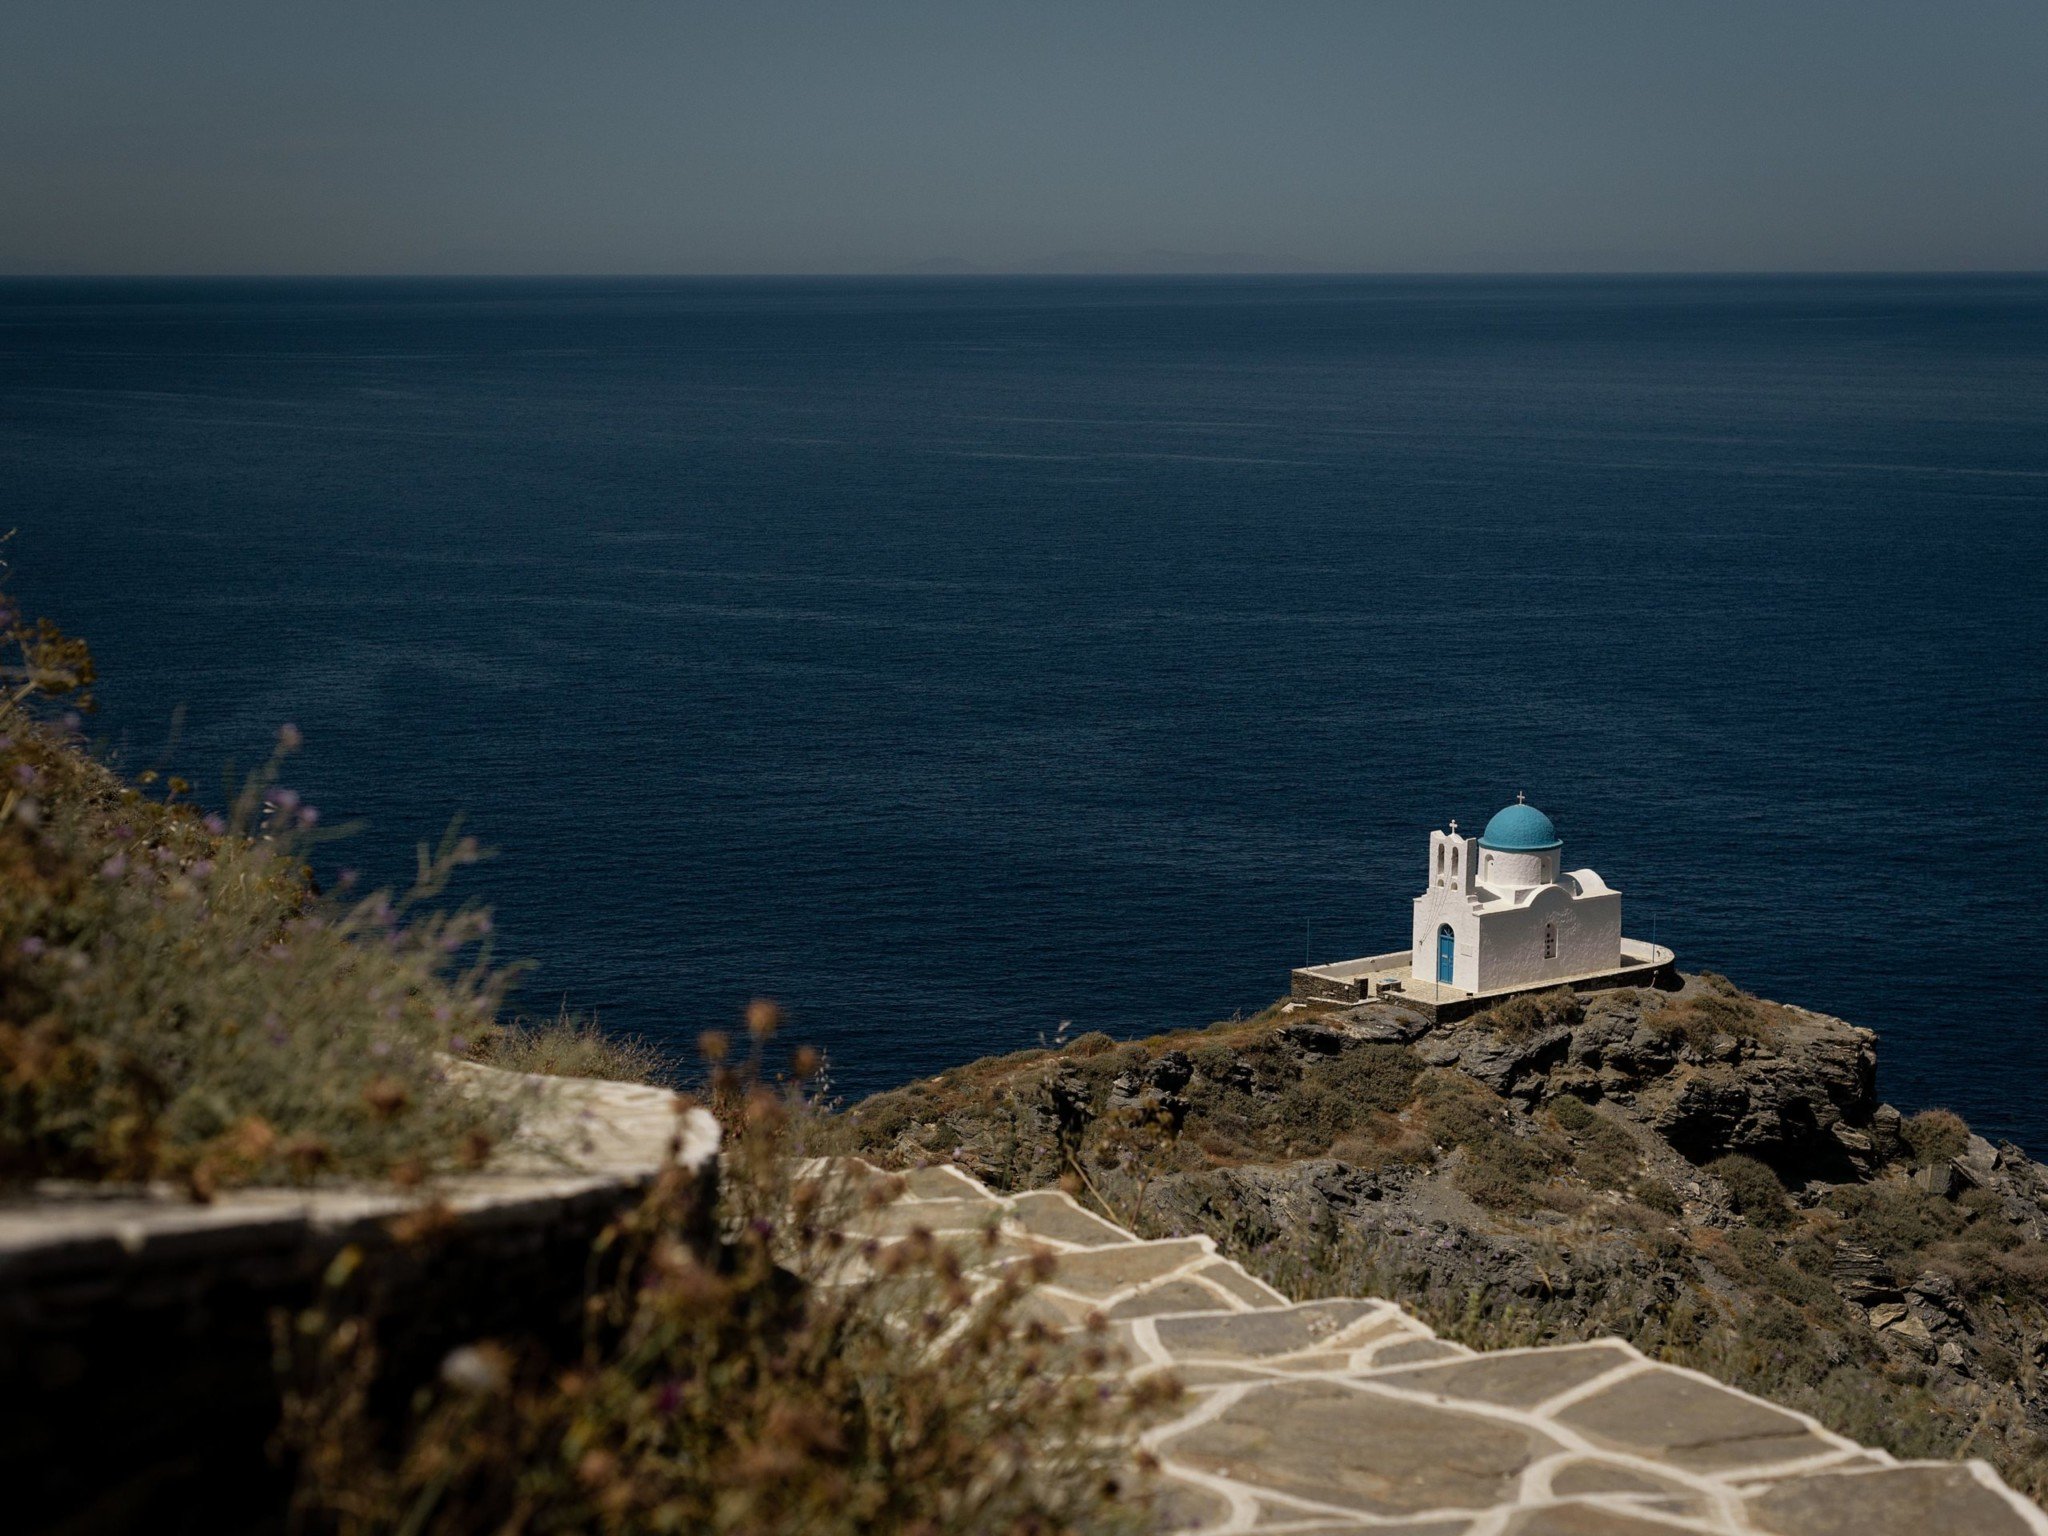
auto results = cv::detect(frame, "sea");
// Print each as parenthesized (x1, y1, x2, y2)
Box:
(2, 275, 2044, 1147)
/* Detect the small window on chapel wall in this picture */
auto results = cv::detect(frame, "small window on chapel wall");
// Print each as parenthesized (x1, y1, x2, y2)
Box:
(1544, 923, 1558, 960)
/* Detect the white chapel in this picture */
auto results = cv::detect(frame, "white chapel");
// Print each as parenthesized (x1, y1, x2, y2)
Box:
(1410, 796, 1621, 994)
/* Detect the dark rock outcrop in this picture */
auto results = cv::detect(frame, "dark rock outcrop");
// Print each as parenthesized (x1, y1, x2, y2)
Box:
(1831, 1240, 1901, 1306)
(1415, 1023, 1575, 1099)
(1333, 1004, 1432, 1045)
(844, 973, 2048, 1494)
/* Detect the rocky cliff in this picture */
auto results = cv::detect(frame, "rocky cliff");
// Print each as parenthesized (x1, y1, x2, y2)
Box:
(841, 974, 2048, 1500)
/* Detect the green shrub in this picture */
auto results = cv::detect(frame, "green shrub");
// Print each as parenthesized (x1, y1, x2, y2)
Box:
(1785, 1239, 1833, 1276)
(1302, 1043, 1421, 1118)
(1542, 1095, 1637, 1188)
(843, 1096, 914, 1148)
(1454, 1134, 1561, 1213)
(1717, 1228, 1842, 1321)
(1901, 1108, 1970, 1168)
(1709, 1154, 1793, 1228)
(1417, 1071, 1507, 1150)
(1744, 1295, 1809, 1344)
(1571, 1117, 1641, 1191)
(1260, 1049, 1419, 1158)
(1548, 1094, 1596, 1132)
(1633, 1179, 1684, 1217)
(1827, 1180, 1966, 1263)
(1983, 1247, 2048, 1307)
(1268, 1080, 1359, 1151)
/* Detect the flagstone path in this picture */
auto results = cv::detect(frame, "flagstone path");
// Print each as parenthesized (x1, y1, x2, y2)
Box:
(19, 1060, 2031, 1535)
(862, 1161, 2048, 1536)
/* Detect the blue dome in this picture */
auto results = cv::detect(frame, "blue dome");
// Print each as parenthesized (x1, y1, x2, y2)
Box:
(1478, 801, 1561, 851)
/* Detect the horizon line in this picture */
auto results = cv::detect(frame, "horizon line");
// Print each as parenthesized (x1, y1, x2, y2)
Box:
(3, 267, 2045, 282)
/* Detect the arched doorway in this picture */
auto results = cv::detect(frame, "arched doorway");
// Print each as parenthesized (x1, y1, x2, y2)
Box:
(1437, 924, 1455, 985)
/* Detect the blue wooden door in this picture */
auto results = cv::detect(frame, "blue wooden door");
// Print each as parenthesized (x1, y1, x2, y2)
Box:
(1437, 924, 1455, 984)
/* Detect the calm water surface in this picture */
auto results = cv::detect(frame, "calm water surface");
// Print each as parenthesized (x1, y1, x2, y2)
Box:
(3, 276, 2044, 1143)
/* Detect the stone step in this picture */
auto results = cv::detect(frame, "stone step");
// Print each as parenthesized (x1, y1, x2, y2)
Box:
(860, 1160, 2048, 1536)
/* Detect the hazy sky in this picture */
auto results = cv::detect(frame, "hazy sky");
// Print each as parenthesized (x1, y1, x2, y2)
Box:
(3, 1, 2043, 275)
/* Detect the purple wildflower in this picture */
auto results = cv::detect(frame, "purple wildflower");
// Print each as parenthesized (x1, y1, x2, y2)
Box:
(203, 814, 227, 836)
(19, 936, 45, 958)
(190, 859, 214, 879)
(448, 1034, 468, 1053)
(336, 868, 359, 891)
(277, 723, 303, 751)
(99, 853, 128, 879)
(297, 805, 319, 828)
(269, 787, 300, 813)
(370, 1040, 392, 1057)
(13, 764, 36, 787)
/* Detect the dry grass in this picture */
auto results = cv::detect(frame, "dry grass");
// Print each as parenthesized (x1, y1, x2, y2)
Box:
(467, 1007, 673, 1084)
(1472, 986, 1584, 1041)
(1707, 1154, 1794, 1228)
(1642, 972, 1790, 1053)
